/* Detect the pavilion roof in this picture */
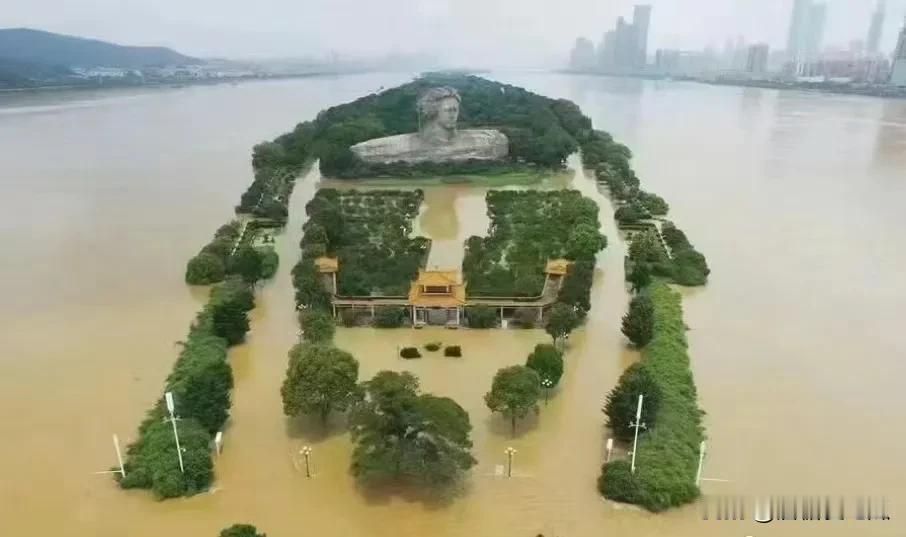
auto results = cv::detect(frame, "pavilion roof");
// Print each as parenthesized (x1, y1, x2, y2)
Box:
(314, 256, 339, 273)
(545, 258, 572, 276)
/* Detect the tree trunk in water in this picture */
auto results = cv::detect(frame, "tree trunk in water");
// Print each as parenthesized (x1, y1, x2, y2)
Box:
(320, 405, 330, 426)
(511, 415, 516, 437)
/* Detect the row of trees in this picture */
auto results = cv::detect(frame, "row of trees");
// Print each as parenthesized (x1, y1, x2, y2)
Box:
(599, 282, 706, 511)
(575, 103, 709, 511)
(280, 339, 569, 486)
(580, 127, 710, 288)
(185, 220, 280, 286)
(119, 278, 256, 498)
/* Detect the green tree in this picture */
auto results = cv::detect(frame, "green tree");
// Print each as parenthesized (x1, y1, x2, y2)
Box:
(281, 344, 360, 424)
(484, 365, 541, 436)
(525, 343, 565, 387)
(545, 303, 579, 343)
(256, 247, 279, 279)
(637, 191, 669, 216)
(628, 230, 666, 264)
(211, 300, 250, 345)
(300, 309, 335, 343)
(220, 524, 267, 537)
(228, 246, 263, 283)
(627, 263, 651, 293)
(120, 417, 213, 499)
(349, 371, 476, 485)
(621, 294, 654, 347)
(186, 253, 226, 285)
(565, 223, 607, 261)
(603, 363, 661, 441)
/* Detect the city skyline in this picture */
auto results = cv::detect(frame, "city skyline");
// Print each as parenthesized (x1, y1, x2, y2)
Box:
(4, 0, 906, 66)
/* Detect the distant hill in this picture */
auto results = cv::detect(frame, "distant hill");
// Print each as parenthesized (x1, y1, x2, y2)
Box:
(0, 28, 202, 68)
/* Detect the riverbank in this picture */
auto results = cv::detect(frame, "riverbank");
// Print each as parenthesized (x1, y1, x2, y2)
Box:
(559, 69, 906, 100)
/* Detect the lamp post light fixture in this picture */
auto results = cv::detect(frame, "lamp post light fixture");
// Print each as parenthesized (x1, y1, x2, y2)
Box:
(540, 378, 554, 404)
(300, 445, 313, 478)
(504, 446, 517, 478)
(164, 391, 185, 473)
(628, 394, 646, 474)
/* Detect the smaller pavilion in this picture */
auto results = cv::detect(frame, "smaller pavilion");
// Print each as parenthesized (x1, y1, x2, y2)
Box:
(314, 256, 339, 295)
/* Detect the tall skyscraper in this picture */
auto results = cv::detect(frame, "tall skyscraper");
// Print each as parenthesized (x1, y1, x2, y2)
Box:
(746, 44, 770, 74)
(866, 0, 886, 55)
(633, 5, 652, 66)
(594, 5, 651, 71)
(892, 16, 906, 85)
(786, 0, 826, 60)
(569, 38, 596, 71)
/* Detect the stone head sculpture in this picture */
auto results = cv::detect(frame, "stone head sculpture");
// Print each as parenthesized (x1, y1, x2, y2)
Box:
(417, 87, 461, 143)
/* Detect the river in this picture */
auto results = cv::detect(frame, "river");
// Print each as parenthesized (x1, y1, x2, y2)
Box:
(0, 73, 904, 537)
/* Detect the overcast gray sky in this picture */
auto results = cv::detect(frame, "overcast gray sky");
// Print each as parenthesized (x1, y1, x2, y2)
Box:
(4, 0, 906, 65)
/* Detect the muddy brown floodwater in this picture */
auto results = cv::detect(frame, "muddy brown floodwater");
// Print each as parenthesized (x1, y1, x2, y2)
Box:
(1, 73, 905, 537)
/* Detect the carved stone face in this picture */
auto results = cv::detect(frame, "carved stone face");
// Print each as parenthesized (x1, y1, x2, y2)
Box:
(436, 97, 460, 131)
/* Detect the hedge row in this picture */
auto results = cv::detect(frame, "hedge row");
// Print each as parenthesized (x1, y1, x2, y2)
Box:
(598, 282, 705, 511)
(119, 278, 255, 498)
(578, 129, 709, 288)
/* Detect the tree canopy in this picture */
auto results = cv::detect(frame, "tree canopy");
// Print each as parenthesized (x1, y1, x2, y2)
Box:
(485, 365, 541, 436)
(349, 371, 476, 486)
(281, 344, 361, 424)
(545, 303, 580, 343)
(525, 343, 565, 388)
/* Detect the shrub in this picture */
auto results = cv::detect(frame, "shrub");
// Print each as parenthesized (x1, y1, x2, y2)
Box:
(228, 246, 263, 284)
(628, 230, 667, 264)
(525, 343, 565, 387)
(443, 345, 462, 357)
(424, 342, 442, 352)
(299, 309, 335, 343)
(636, 191, 669, 216)
(466, 306, 498, 328)
(220, 524, 267, 537)
(186, 253, 226, 285)
(374, 306, 407, 328)
(400, 347, 422, 359)
(256, 247, 279, 279)
(120, 416, 214, 499)
(597, 460, 640, 504)
(621, 294, 654, 347)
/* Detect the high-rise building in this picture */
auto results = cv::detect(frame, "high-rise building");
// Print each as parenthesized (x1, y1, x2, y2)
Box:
(891, 16, 906, 85)
(746, 44, 770, 74)
(633, 5, 652, 66)
(786, 0, 826, 60)
(866, 0, 886, 55)
(596, 5, 651, 71)
(569, 37, 596, 71)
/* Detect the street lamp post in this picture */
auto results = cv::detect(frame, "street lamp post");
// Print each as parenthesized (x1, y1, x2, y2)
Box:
(504, 446, 517, 478)
(628, 394, 646, 474)
(164, 391, 185, 473)
(300, 446, 313, 478)
(540, 378, 554, 404)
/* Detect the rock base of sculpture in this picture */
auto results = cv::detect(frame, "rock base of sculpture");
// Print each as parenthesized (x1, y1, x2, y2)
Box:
(350, 129, 509, 164)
